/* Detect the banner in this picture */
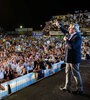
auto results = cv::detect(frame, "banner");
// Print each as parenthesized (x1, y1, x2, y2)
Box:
(49, 31, 64, 36)
(32, 31, 43, 37)
(15, 28, 33, 32)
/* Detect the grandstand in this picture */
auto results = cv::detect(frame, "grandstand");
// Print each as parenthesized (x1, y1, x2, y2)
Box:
(42, 12, 90, 36)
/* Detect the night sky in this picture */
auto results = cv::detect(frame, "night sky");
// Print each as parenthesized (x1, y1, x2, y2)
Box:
(0, 0, 89, 31)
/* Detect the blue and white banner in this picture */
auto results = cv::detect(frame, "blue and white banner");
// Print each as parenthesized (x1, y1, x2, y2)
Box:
(32, 31, 43, 37)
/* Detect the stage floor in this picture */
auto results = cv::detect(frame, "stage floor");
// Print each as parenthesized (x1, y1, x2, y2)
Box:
(3, 60, 90, 100)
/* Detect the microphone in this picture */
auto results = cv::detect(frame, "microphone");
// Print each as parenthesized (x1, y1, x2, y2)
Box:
(66, 33, 69, 37)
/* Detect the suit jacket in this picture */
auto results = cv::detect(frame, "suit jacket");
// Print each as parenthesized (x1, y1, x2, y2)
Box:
(60, 26, 82, 64)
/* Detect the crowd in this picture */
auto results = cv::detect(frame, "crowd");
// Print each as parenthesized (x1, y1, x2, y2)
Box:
(43, 12, 90, 34)
(81, 36, 90, 60)
(0, 34, 89, 83)
(0, 35, 65, 83)
(0, 34, 90, 83)
(56, 13, 89, 28)
(0, 12, 90, 84)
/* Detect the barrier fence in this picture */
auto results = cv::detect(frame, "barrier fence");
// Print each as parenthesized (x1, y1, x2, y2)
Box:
(0, 61, 64, 99)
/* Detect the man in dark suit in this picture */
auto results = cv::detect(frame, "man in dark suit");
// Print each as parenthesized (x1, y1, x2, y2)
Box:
(54, 19, 83, 94)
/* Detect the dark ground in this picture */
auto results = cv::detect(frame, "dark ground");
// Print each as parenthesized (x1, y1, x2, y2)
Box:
(3, 60, 90, 100)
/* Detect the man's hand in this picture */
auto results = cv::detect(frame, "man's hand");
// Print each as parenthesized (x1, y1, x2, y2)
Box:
(64, 36, 67, 41)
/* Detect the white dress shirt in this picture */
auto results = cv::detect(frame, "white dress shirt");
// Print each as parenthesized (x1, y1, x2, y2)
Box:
(0, 71, 4, 79)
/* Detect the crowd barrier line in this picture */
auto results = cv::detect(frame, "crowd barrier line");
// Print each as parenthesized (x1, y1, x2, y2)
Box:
(0, 61, 64, 99)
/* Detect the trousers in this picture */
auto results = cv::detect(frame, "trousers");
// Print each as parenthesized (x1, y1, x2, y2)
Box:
(64, 63, 83, 91)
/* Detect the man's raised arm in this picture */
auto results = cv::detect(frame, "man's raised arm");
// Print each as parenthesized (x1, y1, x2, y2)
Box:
(53, 19, 69, 35)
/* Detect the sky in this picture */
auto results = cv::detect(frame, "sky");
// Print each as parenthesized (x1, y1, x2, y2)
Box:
(0, 0, 89, 31)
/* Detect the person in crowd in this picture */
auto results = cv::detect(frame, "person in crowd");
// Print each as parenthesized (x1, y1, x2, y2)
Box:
(33, 57, 45, 79)
(0, 68, 4, 83)
(0, 81, 5, 90)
